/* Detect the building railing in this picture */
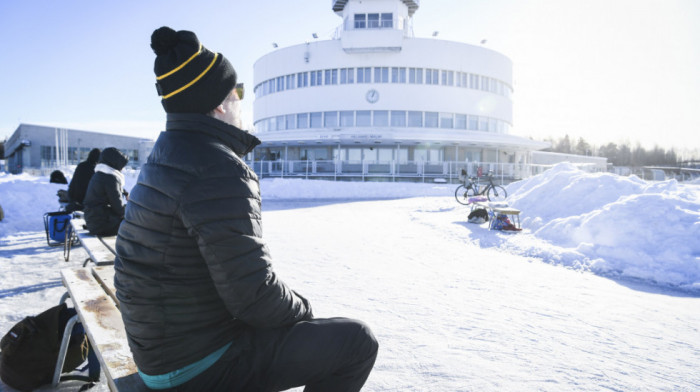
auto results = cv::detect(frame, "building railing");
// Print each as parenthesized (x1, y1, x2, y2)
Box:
(244, 160, 605, 184)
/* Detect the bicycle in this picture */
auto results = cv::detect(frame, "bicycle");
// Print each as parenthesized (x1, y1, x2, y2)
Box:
(454, 170, 508, 204)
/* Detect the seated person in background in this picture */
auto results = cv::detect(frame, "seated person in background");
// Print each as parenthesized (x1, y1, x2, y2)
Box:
(49, 170, 68, 184)
(83, 147, 129, 236)
(66, 148, 101, 211)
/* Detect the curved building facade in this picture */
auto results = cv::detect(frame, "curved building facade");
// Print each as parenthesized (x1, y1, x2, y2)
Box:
(250, 0, 547, 181)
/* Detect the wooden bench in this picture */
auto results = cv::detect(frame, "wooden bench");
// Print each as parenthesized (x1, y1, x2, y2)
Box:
(57, 266, 146, 391)
(472, 201, 522, 231)
(64, 217, 117, 266)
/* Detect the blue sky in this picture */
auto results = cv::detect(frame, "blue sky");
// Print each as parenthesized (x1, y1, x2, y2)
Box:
(1, 0, 699, 153)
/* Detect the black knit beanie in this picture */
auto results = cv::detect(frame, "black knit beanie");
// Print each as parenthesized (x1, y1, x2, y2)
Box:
(151, 26, 237, 114)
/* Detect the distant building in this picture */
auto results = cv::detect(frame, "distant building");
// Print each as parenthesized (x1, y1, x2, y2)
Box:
(3, 124, 154, 174)
(249, 0, 550, 182)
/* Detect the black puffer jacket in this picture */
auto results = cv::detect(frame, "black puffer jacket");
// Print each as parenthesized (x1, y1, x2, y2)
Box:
(68, 148, 100, 204)
(83, 148, 128, 236)
(114, 114, 313, 376)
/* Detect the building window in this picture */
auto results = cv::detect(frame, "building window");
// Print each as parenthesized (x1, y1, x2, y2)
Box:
(373, 110, 388, 126)
(381, 13, 393, 28)
(357, 67, 371, 83)
(489, 118, 497, 132)
(409, 68, 423, 84)
(324, 111, 338, 128)
(408, 111, 422, 127)
(354, 14, 366, 29)
(356, 110, 371, 127)
(340, 68, 354, 84)
(480, 75, 489, 91)
(286, 74, 295, 90)
(354, 13, 392, 29)
(286, 114, 296, 129)
(439, 112, 453, 128)
(41, 145, 55, 160)
(276, 115, 285, 130)
(374, 67, 389, 83)
(297, 113, 309, 128)
(278, 76, 285, 92)
(310, 112, 322, 128)
(340, 111, 354, 126)
(316, 70, 325, 86)
(469, 74, 479, 89)
(478, 116, 488, 131)
(425, 69, 439, 85)
(378, 148, 393, 162)
(297, 72, 308, 88)
(391, 67, 406, 83)
(425, 112, 438, 128)
(455, 114, 467, 129)
(390, 111, 406, 127)
(468, 115, 478, 130)
(348, 148, 362, 161)
(368, 13, 379, 28)
(363, 148, 378, 161)
(441, 70, 454, 86)
(325, 69, 338, 85)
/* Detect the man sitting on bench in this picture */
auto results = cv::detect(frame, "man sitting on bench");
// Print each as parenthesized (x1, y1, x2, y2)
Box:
(83, 148, 129, 237)
(114, 26, 378, 392)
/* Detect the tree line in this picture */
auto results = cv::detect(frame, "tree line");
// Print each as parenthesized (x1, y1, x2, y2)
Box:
(541, 135, 693, 167)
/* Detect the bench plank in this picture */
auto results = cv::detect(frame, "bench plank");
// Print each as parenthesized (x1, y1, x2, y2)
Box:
(92, 266, 119, 307)
(61, 268, 146, 391)
(70, 218, 116, 266)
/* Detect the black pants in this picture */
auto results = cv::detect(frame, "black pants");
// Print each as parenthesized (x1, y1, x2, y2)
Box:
(163, 318, 378, 392)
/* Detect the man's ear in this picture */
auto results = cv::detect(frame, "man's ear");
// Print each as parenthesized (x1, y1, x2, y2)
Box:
(213, 104, 225, 114)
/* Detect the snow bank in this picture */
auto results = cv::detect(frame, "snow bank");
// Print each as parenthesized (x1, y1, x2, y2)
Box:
(506, 163, 700, 290)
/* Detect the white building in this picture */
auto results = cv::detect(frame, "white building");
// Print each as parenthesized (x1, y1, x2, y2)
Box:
(249, 0, 549, 182)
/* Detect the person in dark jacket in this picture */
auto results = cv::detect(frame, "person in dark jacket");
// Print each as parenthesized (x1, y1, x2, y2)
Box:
(67, 148, 101, 210)
(49, 170, 68, 184)
(83, 147, 129, 236)
(114, 27, 378, 391)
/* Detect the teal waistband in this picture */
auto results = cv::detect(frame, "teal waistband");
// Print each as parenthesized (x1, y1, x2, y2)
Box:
(138, 342, 232, 389)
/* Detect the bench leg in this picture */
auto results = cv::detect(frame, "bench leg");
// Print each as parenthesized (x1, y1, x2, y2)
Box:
(52, 314, 80, 387)
(64, 225, 73, 262)
(59, 291, 71, 305)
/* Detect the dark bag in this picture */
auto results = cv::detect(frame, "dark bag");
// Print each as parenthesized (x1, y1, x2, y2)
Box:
(0, 303, 100, 391)
(44, 211, 72, 246)
(468, 208, 489, 223)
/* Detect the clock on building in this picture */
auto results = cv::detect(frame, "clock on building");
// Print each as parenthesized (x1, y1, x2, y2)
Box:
(365, 89, 379, 103)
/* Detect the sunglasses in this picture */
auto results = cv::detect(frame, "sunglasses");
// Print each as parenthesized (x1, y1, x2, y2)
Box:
(235, 83, 245, 100)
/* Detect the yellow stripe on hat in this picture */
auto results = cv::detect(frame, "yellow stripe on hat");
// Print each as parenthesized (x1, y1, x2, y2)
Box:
(162, 53, 219, 100)
(156, 44, 203, 80)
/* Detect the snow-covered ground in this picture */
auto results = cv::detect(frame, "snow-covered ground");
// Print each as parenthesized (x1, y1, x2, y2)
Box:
(0, 164, 698, 391)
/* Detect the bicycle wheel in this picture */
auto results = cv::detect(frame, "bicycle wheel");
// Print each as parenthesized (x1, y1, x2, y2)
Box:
(454, 185, 476, 205)
(486, 185, 508, 202)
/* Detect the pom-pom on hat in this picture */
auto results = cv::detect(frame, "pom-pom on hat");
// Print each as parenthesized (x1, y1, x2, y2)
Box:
(151, 26, 237, 114)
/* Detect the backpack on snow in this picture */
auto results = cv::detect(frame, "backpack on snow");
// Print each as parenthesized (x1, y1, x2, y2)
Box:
(468, 208, 489, 224)
(0, 303, 100, 391)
